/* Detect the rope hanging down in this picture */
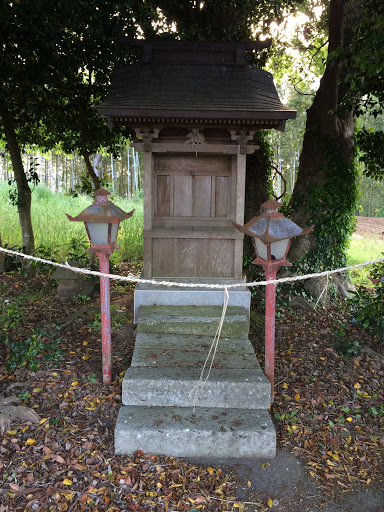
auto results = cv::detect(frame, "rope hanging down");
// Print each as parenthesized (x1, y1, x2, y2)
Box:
(189, 286, 230, 412)
(0, 246, 383, 289)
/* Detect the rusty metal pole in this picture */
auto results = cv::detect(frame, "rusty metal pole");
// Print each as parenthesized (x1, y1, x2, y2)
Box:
(97, 251, 112, 385)
(265, 265, 277, 404)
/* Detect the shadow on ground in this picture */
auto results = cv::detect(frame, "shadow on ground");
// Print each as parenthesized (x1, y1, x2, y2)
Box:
(189, 449, 384, 512)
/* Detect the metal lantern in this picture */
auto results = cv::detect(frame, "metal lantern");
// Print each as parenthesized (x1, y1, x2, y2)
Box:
(66, 188, 134, 384)
(234, 199, 313, 402)
(66, 188, 134, 255)
(234, 199, 312, 273)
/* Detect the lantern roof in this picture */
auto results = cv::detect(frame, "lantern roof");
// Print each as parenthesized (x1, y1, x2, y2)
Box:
(66, 188, 134, 224)
(98, 40, 296, 131)
(233, 199, 313, 244)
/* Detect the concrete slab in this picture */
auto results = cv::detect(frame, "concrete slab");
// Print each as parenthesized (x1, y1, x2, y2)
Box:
(134, 282, 251, 323)
(131, 346, 259, 369)
(134, 332, 255, 354)
(115, 405, 276, 458)
(122, 367, 271, 409)
(137, 305, 249, 338)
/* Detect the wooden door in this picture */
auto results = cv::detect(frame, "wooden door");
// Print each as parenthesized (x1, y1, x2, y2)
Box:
(147, 153, 238, 278)
(154, 154, 232, 225)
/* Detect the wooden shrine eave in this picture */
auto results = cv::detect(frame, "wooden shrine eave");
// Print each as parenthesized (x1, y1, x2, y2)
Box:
(99, 109, 295, 121)
(101, 111, 294, 132)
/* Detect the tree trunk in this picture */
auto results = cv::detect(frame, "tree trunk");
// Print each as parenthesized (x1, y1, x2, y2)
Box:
(0, 100, 35, 255)
(80, 141, 101, 190)
(288, 0, 357, 267)
(78, 109, 101, 190)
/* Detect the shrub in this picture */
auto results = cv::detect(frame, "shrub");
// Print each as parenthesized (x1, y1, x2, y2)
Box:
(5, 331, 62, 373)
(348, 262, 384, 338)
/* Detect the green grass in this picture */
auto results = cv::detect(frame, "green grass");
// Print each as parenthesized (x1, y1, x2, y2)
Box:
(347, 234, 384, 286)
(2, 181, 383, 282)
(0, 183, 143, 263)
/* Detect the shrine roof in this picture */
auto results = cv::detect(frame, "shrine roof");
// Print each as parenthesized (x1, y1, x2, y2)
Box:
(98, 40, 296, 127)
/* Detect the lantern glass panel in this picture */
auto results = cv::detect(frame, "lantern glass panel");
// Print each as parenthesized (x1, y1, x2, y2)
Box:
(110, 223, 119, 244)
(270, 238, 290, 260)
(87, 222, 109, 245)
(255, 238, 268, 260)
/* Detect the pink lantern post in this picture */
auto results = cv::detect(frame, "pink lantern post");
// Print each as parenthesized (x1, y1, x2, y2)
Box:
(234, 199, 313, 402)
(66, 189, 134, 384)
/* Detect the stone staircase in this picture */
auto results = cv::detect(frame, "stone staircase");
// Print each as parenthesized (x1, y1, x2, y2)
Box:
(115, 305, 276, 458)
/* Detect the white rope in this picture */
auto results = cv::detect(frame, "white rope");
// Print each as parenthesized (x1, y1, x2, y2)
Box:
(2, 246, 382, 400)
(0, 247, 383, 289)
(314, 273, 329, 309)
(189, 286, 229, 412)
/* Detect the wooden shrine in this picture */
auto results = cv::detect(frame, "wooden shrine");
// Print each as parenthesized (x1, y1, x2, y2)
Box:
(98, 40, 295, 283)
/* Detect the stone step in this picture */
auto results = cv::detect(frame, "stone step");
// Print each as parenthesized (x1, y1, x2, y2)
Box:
(115, 405, 276, 458)
(134, 282, 251, 323)
(132, 332, 258, 369)
(122, 367, 271, 409)
(131, 347, 258, 369)
(137, 305, 249, 338)
(134, 332, 255, 354)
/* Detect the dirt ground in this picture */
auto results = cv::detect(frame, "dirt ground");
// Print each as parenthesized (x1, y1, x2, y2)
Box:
(355, 217, 384, 239)
(0, 228, 383, 511)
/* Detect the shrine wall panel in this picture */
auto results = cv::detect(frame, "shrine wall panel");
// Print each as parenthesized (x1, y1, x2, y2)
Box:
(152, 238, 234, 278)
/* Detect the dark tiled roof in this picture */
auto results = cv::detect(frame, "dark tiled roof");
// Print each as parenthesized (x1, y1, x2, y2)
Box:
(98, 62, 295, 122)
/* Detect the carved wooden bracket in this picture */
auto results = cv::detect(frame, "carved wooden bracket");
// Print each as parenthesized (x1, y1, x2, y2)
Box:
(230, 129, 258, 154)
(134, 128, 160, 151)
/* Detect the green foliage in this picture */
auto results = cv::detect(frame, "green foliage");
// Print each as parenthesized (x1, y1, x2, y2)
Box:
(88, 306, 126, 332)
(267, 1, 328, 89)
(0, 183, 143, 263)
(5, 332, 62, 373)
(348, 272, 384, 338)
(368, 405, 384, 417)
(292, 139, 358, 271)
(274, 409, 298, 423)
(75, 294, 91, 304)
(267, 86, 314, 200)
(8, 157, 40, 209)
(356, 173, 384, 217)
(334, 339, 362, 359)
(336, 0, 384, 181)
(135, 0, 300, 67)
(67, 170, 112, 198)
(64, 236, 90, 265)
(0, 301, 23, 330)
(347, 237, 384, 287)
(356, 129, 384, 181)
(339, 0, 384, 118)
